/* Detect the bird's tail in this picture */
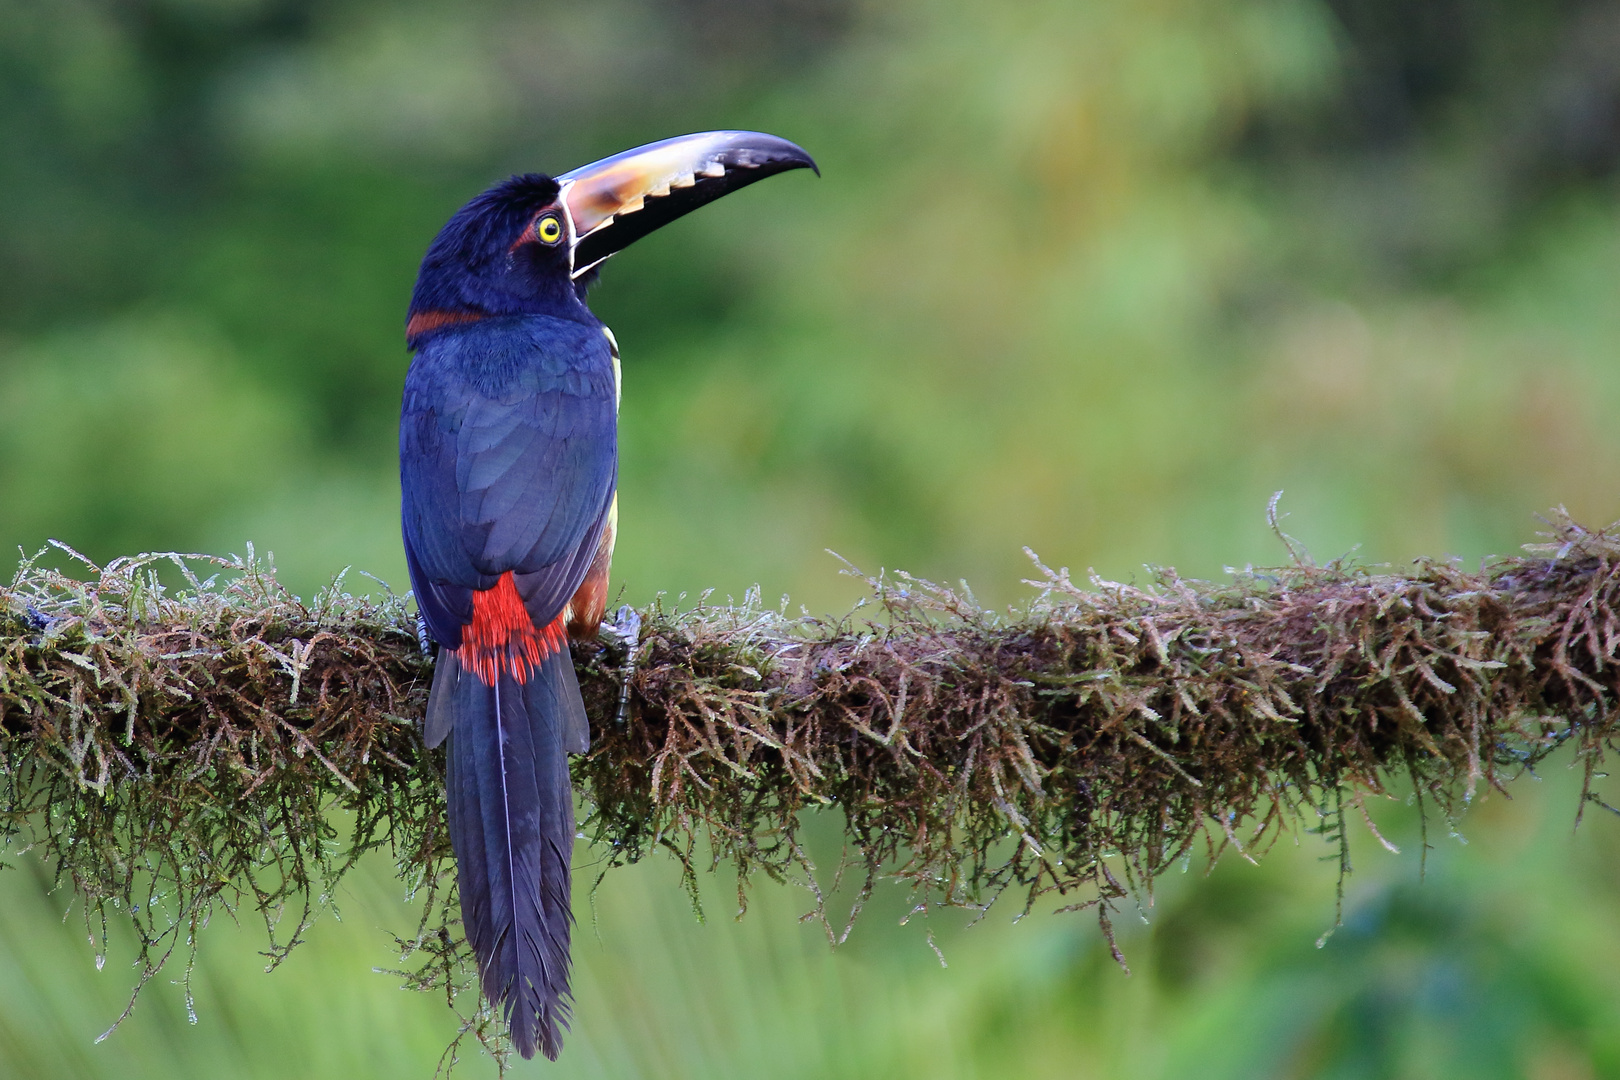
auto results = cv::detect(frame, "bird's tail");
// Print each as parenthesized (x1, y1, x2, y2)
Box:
(428, 645, 585, 1060)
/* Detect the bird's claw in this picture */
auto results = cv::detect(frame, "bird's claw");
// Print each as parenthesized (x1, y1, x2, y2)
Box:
(599, 604, 641, 650)
(600, 605, 641, 726)
(415, 611, 437, 658)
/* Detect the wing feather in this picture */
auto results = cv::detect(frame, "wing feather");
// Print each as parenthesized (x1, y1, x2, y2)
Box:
(402, 314, 617, 632)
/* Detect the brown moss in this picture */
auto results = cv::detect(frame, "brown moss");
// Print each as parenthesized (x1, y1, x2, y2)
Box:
(3, 514, 1619, 1057)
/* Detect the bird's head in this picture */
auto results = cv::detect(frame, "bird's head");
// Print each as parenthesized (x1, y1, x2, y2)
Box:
(407, 130, 816, 346)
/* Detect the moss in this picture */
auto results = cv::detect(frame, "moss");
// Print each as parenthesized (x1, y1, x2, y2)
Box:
(3, 514, 1618, 1058)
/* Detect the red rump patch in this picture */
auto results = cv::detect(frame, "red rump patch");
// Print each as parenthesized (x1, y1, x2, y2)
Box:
(458, 571, 568, 685)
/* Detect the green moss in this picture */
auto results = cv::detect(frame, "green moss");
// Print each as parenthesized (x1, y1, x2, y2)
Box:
(3, 515, 1618, 1061)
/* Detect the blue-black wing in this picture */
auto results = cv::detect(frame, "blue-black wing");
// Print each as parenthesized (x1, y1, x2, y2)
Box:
(400, 315, 618, 646)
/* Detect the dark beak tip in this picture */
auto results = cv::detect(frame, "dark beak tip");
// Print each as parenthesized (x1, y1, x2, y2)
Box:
(779, 155, 819, 178)
(734, 136, 818, 178)
(775, 140, 818, 177)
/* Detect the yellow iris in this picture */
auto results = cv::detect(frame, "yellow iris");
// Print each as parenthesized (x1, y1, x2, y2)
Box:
(536, 214, 562, 244)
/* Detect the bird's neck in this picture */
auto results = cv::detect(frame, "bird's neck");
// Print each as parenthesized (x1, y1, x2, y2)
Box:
(407, 279, 596, 348)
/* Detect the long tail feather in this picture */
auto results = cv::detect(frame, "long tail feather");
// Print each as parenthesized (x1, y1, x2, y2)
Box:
(442, 649, 579, 1060)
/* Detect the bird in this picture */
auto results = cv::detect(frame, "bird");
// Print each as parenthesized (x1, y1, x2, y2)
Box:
(399, 131, 816, 1060)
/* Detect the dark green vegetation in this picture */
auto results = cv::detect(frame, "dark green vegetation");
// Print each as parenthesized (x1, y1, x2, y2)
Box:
(4, 0, 1620, 1076)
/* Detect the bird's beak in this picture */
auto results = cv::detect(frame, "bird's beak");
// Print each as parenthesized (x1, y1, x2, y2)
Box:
(559, 130, 817, 278)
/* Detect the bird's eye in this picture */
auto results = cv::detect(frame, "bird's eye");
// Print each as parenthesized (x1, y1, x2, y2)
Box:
(535, 214, 563, 245)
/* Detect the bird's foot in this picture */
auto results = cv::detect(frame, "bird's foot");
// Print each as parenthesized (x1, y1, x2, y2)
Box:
(600, 605, 642, 726)
(414, 611, 437, 658)
(599, 604, 641, 649)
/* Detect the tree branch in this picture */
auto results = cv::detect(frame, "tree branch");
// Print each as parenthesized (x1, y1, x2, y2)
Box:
(3, 514, 1619, 1049)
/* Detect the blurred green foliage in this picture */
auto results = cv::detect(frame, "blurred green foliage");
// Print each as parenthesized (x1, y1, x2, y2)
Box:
(3, 0, 1620, 1075)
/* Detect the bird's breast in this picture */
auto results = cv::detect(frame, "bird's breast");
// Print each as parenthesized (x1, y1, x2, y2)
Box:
(406, 316, 618, 406)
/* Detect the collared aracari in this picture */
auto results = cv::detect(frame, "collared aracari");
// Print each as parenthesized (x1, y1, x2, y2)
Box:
(400, 131, 816, 1059)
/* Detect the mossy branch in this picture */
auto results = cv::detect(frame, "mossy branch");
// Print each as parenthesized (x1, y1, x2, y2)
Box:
(4, 513, 1620, 1051)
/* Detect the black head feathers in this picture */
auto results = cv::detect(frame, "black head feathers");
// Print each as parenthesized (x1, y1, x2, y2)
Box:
(407, 174, 581, 330)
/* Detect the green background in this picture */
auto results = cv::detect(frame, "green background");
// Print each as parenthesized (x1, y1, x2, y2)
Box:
(4, 0, 1620, 1075)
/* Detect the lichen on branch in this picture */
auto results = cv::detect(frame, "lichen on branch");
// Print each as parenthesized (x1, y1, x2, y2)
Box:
(3, 514, 1619, 1050)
